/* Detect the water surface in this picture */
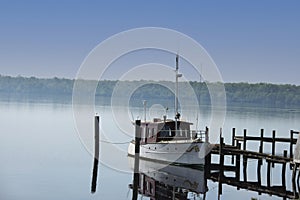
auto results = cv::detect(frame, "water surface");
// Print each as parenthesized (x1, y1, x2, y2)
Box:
(0, 101, 299, 199)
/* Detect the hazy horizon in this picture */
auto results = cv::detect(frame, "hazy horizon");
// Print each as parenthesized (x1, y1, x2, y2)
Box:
(2, 73, 300, 86)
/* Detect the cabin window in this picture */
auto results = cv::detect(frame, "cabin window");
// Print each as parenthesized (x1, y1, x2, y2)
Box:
(147, 128, 151, 138)
(151, 128, 154, 137)
(146, 182, 150, 192)
(160, 125, 171, 138)
(142, 127, 146, 139)
(146, 127, 149, 138)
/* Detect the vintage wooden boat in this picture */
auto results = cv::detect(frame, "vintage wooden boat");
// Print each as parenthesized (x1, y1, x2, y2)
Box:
(128, 55, 210, 165)
(127, 118, 209, 165)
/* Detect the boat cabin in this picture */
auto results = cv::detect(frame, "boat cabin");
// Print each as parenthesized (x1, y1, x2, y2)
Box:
(139, 118, 194, 144)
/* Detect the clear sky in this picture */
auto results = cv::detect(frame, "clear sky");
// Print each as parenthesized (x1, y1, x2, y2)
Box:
(0, 0, 299, 84)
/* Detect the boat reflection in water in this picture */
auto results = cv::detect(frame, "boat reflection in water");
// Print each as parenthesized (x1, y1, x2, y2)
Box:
(128, 156, 208, 200)
(128, 155, 300, 200)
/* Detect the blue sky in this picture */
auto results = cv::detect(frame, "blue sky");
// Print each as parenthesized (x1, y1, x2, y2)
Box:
(0, 0, 299, 84)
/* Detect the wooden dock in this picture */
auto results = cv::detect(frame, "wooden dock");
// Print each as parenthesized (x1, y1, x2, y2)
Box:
(205, 128, 300, 199)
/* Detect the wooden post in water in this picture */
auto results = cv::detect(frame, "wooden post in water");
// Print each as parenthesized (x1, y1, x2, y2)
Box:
(258, 145, 263, 167)
(243, 155, 248, 182)
(290, 130, 294, 170)
(205, 136, 211, 179)
(134, 120, 141, 171)
(236, 142, 241, 183)
(205, 126, 209, 143)
(260, 129, 264, 155)
(257, 158, 262, 195)
(292, 163, 297, 196)
(257, 145, 263, 194)
(282, 150, 287, 189)
(132, 120, 141, 200)
(290, 130, 294, 160)
(243, 129, 247, 151)
(91, 115, 100, 193)
(218, 138, 224, 197)
(259, 129, 263, 191)
(267, 160, 271, 188)
(218, 128, 224, 197)
(272, 130, 276, 168)
(243, 129, 248, 182)
(231, 128, 236, 164)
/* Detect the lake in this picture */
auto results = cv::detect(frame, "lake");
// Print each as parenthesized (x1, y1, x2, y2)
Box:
(0, 101, 300, 199)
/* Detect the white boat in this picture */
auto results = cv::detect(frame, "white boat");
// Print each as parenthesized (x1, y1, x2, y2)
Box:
(127, 118, 210, 165)
(128, 55, 210, 165)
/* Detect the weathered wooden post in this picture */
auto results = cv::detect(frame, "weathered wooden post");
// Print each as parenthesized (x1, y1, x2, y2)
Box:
(133, 120, 141, 200)
(292, 163, 297, 196)
(204, 126, 210, 187)
(134, 119, 141, 170)
(205, 128, 211, 178)
(258, 145, 263, 166)
(260, 129, 264, 154)
(236, 142, 241, 183)
(267, 160, 271, 188)
(272, 130, 276, 168)
(290, 130, 294, 170)
(243, 129, 247, 151)
(282, 150, 287, 189)
(257, 144, 262, 195)
(290, 130, 294, 160)
(91, 115, 100, 193)
(258, 128, 264, 188)
(218, 134, 224, 197)
(243, 156, 248, 182)
(243, 129, 248, 182)
(205, 126, 209, 143)
(257, 150, 262, 185)
(231, 128, 236, 164)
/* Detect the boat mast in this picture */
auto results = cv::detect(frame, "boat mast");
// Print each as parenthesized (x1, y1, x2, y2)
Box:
(143, 100, 147, 122)
(175, 54, 182, 132)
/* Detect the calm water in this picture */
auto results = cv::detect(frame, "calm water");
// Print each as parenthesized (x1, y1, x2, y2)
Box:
(0, 101, 300, 199)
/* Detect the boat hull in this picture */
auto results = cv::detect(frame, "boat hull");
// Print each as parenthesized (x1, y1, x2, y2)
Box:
(128, 140, 209, 165)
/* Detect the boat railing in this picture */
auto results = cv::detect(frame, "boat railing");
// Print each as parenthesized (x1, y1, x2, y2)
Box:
(158, 129, 208, 143)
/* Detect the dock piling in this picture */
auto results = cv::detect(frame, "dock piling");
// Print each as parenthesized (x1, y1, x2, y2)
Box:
(205, 126, 209, 143)
(133, 120, 141, 200)
(236, 142, 241, 182)
(267, 160, 271, 188)
(91, 115, 100, 193)
(282, 150, 287, 189)
(260, 129, 264, 154)
(292, 163, 298, 196)
(272, 130, 276, 168)
(218, 131, 224, 196)
(231, 128, 236, 164)
(243, 129, 248, 182)
(290, 130, 294, 160)
(243, 129, 247, 151)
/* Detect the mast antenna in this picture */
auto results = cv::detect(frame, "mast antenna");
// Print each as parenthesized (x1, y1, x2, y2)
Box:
(143, 100, 147, 122)
(175, 54, 182, 131)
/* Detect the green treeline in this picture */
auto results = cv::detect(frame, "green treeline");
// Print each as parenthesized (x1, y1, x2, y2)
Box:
(0, 75, 300, 108)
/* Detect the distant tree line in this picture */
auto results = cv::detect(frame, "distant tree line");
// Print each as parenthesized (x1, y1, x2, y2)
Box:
(0, 75, 300, 108)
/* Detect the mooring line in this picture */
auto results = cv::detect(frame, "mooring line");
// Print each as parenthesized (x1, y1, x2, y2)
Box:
(99, 140, 131, 144)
